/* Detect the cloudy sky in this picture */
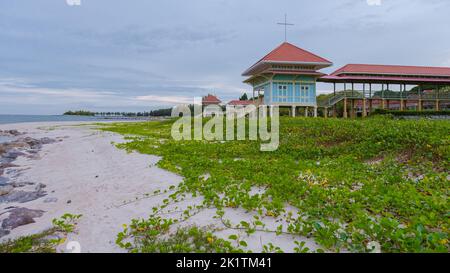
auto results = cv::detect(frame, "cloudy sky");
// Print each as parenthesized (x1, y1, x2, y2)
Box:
(0, 0, 449, 114)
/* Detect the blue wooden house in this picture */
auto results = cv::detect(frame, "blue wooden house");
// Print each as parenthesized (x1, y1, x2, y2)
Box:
(242, 42, 332, 116)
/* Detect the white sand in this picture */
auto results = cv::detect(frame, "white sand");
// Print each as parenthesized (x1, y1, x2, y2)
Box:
(0, 121, 319, 253)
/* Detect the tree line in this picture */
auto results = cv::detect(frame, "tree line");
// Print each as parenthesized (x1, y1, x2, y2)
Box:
(63, 109, 173, 117)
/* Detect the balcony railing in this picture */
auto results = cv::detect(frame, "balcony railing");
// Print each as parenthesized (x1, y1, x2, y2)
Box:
(324, 91, 450, 107)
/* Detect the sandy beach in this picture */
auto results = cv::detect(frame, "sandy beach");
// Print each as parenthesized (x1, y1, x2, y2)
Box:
(0, 121, 318, 253)
(0, 121, 185, 252)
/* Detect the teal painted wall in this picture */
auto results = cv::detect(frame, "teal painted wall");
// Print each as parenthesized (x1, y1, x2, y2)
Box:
(251, 75, 317, 105)
(270, 81, 316, 104)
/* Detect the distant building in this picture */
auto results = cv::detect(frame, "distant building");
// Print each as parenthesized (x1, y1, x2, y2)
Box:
(202, 94, 222, 117)
(202, 94, 221, 106)
(242, 42, 333, 117)
(227, 100, 255, 106)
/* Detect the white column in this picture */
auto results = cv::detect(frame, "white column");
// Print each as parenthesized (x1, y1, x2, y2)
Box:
(259, 106, 267, 118)
(314, 107, 318, 118)
(305, 107, 308, 117)
(292, 106, 296, 117)
(269, 106, 274, 117)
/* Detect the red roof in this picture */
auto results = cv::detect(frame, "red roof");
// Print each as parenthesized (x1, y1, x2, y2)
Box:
(227, 100, 255, 106)
(320, 64, 450, 84)
(242, 42, 332, 76)
(320, 75, 450, 84)
(202, 94, 221, 105)
(330, 64, 450, 77)
(260, 42, 332, 64)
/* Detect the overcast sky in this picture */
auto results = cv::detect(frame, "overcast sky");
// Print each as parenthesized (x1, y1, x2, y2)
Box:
(0, 0, 449, 114)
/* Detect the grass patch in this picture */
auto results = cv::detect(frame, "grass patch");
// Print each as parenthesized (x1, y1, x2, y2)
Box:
(102, 116, 450, 253)
(0, 228, 58, 253)
(0, 213, 82, 253)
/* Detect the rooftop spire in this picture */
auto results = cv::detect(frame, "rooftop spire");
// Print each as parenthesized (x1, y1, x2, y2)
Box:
(277, 14, 294, 42)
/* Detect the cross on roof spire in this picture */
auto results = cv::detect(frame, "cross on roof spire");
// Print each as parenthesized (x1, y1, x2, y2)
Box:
(277, 14, 294, 42)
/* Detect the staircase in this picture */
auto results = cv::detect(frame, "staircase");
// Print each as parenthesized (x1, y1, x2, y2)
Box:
(320, 91, 364, 107)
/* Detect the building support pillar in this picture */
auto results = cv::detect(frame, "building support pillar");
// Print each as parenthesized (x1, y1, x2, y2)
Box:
(436, 86, 440, 111)
(305, 107, 308, 117)
(292, 105, 296, 117)
(343, 98, 348, 118)
(418, 85, 422, 111)
(350, 99, 355, 118)
(314, 107, 318, 118)
(269, 106, 274, 117)
(362, 99, 367, 117)
(324, 107, 328, 118)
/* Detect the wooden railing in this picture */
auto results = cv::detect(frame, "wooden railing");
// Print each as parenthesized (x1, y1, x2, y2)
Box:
(323, 91, 450, 107)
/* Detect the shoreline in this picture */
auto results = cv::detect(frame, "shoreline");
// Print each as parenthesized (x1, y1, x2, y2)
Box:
(0, 115, 170, 126)
(0, 121, 184, 252)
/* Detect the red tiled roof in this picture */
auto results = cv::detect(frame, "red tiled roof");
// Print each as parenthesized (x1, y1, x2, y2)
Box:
(242, 42, 332, 76)
(260, 42, 332, 64)
(227, 100, 255, 106)
(202, 94, 221, 104)
(320, 75, 450, 84)
(330, 64, 450, 77)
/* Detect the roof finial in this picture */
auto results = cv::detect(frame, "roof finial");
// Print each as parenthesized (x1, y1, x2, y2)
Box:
(277, 14, 294, 42)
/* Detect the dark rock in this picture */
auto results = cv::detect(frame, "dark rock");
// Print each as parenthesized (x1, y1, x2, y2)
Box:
(10, 181, 35, 188)
(3, 150, 25, 160)
(67, 200, 72, 204)
(2, 130, 21, 136)
(0, 228, 10, 238)
(43, 197, 58, 203)
(0, 163, 18, 169)
(39, 137, 56, 145)
(0, 185, 14, 196)
(35, 183, 46, 191)
(20, 137, 41, 147)
(1, 207, 45, 230)
(0, 190, 47, 203)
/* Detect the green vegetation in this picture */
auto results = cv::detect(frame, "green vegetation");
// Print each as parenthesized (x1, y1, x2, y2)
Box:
(240, 93, 249, 101)
(117, 220, 245, 253)
(64, 109, 172, 117)
(64, 110, 96, 116)
(102, 116, 449, 253)
(52, 213, 83, 233)
(0, 213, 82, 253)
(0, 229, 58, 253)
(373, 109, 450, 116)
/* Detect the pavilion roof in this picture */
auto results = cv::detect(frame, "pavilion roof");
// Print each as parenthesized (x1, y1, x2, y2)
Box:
(320, 64, 450, 84)
(202, 94, 221, 104)
(330, 64, 450, 77)
(242, 42, 332, 76)
(227, 100, 255, 106)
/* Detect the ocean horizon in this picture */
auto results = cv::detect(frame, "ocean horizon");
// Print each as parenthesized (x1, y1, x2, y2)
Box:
(0, 114, 142, 125)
